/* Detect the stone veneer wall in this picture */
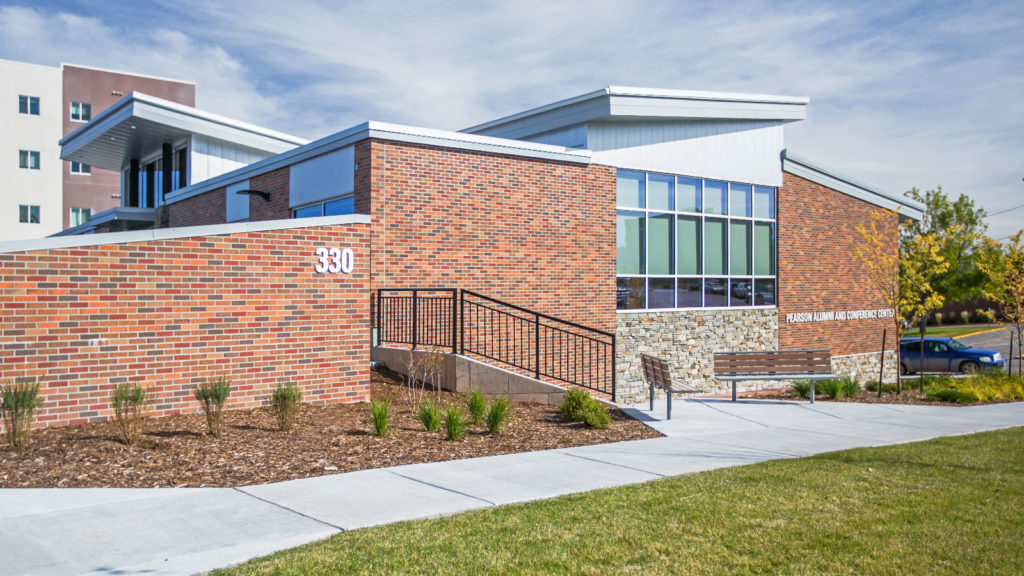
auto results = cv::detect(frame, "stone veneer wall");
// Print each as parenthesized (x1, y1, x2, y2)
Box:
(832, 350, 898, 384)
(616, 308, 778, 405)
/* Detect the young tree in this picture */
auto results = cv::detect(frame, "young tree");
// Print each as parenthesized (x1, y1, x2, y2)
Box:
(976, 231, 1024, 377)
(902, 187, 987, 303)
(854, 209, 948, 393)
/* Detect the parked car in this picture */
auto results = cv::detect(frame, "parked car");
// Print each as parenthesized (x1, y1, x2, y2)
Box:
(899, 337, 1005, 374)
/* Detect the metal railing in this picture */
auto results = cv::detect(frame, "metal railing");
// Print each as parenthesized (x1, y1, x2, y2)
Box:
(460, 290, 616, 398)
(376, 288, 457, 353)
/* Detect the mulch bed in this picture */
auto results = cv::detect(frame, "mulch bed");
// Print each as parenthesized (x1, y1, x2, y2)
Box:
(0, 369, 660, 489)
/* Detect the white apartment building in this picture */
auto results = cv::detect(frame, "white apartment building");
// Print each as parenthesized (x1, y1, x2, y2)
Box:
(0, 59, 63, 239)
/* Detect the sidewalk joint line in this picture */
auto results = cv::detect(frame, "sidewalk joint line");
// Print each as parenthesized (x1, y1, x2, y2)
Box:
(690, 399, 772, 428)
(384, 470, 498, 506)
(559, 451, 667, 477)
(233, 488, 346, 532)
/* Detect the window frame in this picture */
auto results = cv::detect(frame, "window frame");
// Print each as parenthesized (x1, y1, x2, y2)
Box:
(19, 95, 40, 115)
(19, 205, 40, 224)
(616, 170, 777, 312)
(70, 101, 91, 122)
(19, 150, 40, 170)
(70, 207, 91, 227)
(70, 161, 91, 175)
(292, 194, 355, 219)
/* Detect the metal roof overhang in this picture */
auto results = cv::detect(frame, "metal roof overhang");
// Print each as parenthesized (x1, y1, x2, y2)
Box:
(60, 93, 306, 172)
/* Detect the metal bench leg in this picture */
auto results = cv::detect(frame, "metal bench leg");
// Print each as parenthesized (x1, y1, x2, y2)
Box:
(732, 382, 737, 402)
(667, 390, 672, 420)
(650, 381, 655, 412)
(810, 382, 815, 404)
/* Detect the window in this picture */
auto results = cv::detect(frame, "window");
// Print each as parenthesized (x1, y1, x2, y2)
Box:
(19, 150, 40, 170)
(18, 95, 39, 115)
(616, 169, 777, 311)
(70, 161, 91, 174)
(70, 101, 91, 122)
(19, 205, 40, 224)
(71, 207, 91, 227)
(293, 195, 355, 218)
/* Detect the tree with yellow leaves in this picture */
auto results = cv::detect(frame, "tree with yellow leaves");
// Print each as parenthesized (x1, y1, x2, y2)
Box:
(976, 231, 1024, 377)
(854, 209, 949, 393)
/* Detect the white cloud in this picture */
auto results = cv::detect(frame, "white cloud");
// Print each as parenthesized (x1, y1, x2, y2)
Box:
(2, 0, 1021, 238)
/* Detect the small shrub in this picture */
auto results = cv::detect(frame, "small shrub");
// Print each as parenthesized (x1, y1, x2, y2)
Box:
(443, 404, 466, 441)
(934, 312, 944, 325)
(1, 379, 43, 452)
(112, 383, 149, 445)
(582, 402, 611, 429)
(960, 310, 970, 324)
(194, 376, 232, 437)
(866, 381, 897, 393)
(559, 388, 593, 422)
(371, 399, 391, 436)
(467, 389, 487, 425)
(485, 397, 511, 434)
(270, 381, 302, 432)
(792, 380, 811, 399)
(926, 386, 977, 404)
(418, 400, 441, 432)
(839, 375, 861, 398)
(817, 379, 841, 399)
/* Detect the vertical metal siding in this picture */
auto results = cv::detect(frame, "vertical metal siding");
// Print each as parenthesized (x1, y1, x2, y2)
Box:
(588, 120, 784, 186)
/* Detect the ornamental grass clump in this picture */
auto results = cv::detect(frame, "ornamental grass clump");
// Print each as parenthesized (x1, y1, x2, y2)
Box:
(371, 399, 391, 437)
(792, 381, 811, 399)
(194, 376, 231, 437)
(111, 383, 149, 446)
(270, 381, 302, 432)
(484, 397, 510, 434)
(558, 388, 611, 429)
(467, 388, 487, 426)
(1, 379, 43, 452)
(443, 404, 467, 441)
(418, 400, 441, 432)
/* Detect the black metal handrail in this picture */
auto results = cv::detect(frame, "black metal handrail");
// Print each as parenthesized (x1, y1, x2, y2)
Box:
(460, 290, 615, 398)
(375, 288, 616, 399)
(376, 288, 457, 353)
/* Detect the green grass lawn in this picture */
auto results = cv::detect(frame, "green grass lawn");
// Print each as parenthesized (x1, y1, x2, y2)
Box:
(214, 427, 1024, 576)
(908, 324, 1000, 338)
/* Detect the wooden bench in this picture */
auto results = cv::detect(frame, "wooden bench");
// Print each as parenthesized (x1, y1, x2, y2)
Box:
(641, 354, 703, 419)
(713, 350, 833, 404)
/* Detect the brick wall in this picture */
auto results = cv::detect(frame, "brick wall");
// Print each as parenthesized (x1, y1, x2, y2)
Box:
(365, 140, 618, 333)
(248, 167, 290, 221)
(778, 171, 898, 356)
(166, 187, 226, 228)
(0, 221, 370, 430)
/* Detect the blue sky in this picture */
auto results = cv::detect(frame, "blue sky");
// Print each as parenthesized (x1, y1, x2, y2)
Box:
(2, 0, 1022, 239)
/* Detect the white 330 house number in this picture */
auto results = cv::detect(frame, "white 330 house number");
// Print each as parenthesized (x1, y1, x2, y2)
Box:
(313, 247, 354, 274)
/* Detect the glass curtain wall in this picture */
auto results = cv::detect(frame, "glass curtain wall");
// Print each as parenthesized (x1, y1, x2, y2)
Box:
(616, 169, 777, 310)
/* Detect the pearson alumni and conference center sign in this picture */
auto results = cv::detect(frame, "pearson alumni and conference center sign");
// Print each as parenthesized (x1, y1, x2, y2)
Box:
(785, 308, 895, 324)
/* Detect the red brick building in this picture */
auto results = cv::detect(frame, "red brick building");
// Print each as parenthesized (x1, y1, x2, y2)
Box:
(0, 86, 922, 430)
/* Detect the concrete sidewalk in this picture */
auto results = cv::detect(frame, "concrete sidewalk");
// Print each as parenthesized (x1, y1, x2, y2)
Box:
(1, 399, 1022, 576)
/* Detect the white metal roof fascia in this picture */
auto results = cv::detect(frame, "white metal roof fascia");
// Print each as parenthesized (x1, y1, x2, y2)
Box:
(163, 121, 593, 205)
(782, 152, 925, 221)
(60, 92, 307, 158)
(60, 62, 196, 86)
(51, 207, 156, 237)
(463, 86, 809, 138)
(2, 214, 371, 254)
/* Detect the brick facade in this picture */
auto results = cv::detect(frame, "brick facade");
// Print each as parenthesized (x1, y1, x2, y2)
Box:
(166, 187, 226, 228)
(0, 222, 370, 430)
(364, 140, 618, 333)
(777, 171, 898, 356)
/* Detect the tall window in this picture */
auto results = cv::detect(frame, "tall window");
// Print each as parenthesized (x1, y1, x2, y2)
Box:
(18, 95, 39, 115)
(19, 150, 40, 169)
(293, 195, 354, 218)
(616, 169, 777, 310)
(70, 101, 91, 122)
(70, 161, 91, 174)
(19, 205, 40, 224)
(71, 207, 91, 227)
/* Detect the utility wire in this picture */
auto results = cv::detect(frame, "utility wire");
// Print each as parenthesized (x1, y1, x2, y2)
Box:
(988, 203, 1024, 217)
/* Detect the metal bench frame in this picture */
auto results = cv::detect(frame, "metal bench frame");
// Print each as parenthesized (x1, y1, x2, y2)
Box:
(641, 354, 702, 419)
(713, 349, 834, 403)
